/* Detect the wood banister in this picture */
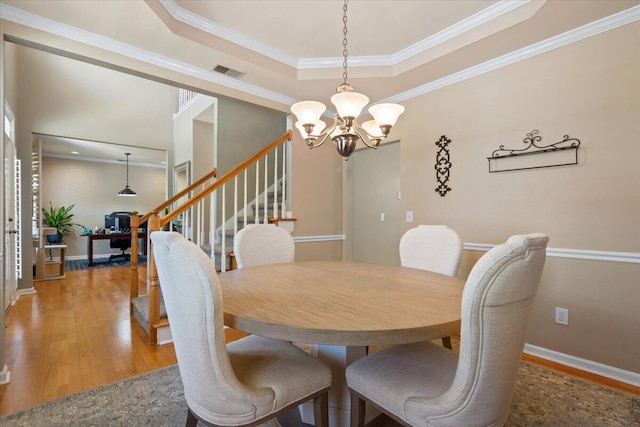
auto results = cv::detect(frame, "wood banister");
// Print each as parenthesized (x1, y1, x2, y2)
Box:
(130, 130, 293, 345)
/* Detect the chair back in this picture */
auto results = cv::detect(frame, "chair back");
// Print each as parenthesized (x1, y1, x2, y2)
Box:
(151, 231, 273, 425)
(399, 225, 462, 276)
(405, 233, 548, 425)
(234, 224, 295, 268)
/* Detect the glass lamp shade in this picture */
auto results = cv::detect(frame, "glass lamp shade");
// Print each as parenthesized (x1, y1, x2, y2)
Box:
(291, 101, 326, 125)
(361, 120, 385, 138)
(330, 91, 369, 119)
(295, 120, 326, 137)
(368, 103, 405, 126)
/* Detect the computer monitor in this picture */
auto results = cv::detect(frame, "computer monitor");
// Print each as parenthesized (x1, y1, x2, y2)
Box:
(105, 212, 131, 232)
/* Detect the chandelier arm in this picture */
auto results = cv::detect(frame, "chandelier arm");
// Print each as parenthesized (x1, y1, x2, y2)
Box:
(352, 121, 381, 149)
(307, 122, 338, 149)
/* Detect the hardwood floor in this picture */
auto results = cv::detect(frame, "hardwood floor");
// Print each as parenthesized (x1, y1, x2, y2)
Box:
(1, 264, 636, 416)
(0, 265, 175, 415)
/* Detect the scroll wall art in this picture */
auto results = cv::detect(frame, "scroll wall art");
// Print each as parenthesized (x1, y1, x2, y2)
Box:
(435, 135, 452, 197)
(487, 129, 581, 173)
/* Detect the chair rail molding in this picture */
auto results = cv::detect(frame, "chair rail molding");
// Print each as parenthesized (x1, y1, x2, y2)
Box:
(464, 243, 640, 264)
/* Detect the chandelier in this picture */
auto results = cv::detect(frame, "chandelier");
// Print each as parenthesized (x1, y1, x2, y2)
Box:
(290, 0, 405, 160)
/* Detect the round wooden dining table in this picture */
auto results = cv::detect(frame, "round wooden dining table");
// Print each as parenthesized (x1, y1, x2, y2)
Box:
(219, 261, 465, 427)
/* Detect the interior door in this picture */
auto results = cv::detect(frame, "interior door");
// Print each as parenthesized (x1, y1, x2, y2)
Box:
(347, 141, 401, 265)
(3, 103, 17, 310)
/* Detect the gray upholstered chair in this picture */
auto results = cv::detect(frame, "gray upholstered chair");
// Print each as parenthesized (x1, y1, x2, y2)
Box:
(233, 224, 295, 269)
(399, 225, 463, 349)
(347, 233, 548, 427)
(151, 231, 331, 427)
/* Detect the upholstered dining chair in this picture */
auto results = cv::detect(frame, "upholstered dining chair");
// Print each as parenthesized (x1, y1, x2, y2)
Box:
(233, 224, 295, 269)
(399, 225, 463, 349)
(347, 233, 548, 427)
(151, 231, 331, 427)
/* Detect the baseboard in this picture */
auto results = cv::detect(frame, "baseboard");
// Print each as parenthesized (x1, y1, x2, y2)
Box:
(16, 287, 36, 298)
(524, 343, 640, 387)
(157, 324, 173, 345)
(0, 365, 11, 385)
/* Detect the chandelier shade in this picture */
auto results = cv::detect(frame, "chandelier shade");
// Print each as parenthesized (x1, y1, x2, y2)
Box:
(290, 0, 405, 159)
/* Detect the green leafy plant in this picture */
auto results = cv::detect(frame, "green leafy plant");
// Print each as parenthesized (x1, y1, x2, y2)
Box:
(42, 203, 85, 237)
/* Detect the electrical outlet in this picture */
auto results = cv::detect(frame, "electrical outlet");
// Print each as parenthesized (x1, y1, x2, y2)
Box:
(555, 307, 569, 325)
(406, 211, 414, 223)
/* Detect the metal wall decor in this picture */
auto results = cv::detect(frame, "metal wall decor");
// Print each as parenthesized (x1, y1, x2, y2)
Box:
(487, 129, 581, 173)
(435, 135, 452, 197)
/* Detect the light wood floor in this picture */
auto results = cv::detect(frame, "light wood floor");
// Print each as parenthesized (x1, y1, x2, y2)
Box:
(0, 264, 636, 415)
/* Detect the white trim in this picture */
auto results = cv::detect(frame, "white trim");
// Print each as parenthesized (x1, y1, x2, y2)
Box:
(159, 0, 298, 68)
(293, 234, 346, 244)
(383, 5, 640, 104)
(0, 4, 297, 108)
(42, 153, 165, 169)
(464, 242, 640, 264)
(1, 4, 638, 112)
(524, 343, 640, 387)
(0, 365, 10, 385)
(159, 0, 532, 71)
(16, 287, 36, 297)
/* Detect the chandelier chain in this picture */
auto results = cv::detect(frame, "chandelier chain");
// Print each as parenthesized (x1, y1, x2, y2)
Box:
(342, 0, 349, 84)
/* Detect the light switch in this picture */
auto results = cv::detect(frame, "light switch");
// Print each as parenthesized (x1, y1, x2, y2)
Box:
(380, 212, 385, 221)
(406, 211, 413, 223)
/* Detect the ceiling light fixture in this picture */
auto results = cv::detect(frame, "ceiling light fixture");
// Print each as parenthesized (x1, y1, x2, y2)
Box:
(290, 0, 405, 160)
(118, 152, 137, 197)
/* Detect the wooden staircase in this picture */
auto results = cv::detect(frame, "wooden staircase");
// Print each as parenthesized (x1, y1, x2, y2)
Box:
(129, 131, 293, 344)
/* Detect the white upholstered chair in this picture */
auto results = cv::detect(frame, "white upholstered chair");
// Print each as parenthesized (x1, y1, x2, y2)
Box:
(347, 234, 548, 427)
(233, 224, 295, 269)
(151, 232, 331, 427)
(399, 225, 463, 349)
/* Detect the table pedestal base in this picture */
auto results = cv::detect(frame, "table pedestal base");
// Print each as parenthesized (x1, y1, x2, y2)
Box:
(300, 345, 380, 427)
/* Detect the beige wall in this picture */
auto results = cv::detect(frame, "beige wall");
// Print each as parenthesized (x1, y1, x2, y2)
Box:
(41, 156, 165, 257)
(392, 22, 640, 372)
(14, 44, 176, 286)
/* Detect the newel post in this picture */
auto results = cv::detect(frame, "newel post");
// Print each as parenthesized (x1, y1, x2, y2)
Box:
(147, 213, 162, 345)
(130, 211, 139, 314)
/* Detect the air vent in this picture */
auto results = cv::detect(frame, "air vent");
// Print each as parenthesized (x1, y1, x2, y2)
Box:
(213, 65, 244, 79)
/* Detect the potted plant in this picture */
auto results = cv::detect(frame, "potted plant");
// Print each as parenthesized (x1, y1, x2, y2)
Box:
(42, 203, 85, 244)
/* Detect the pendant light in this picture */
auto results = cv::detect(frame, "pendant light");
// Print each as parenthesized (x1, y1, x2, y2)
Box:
(118, 152, 137, 197)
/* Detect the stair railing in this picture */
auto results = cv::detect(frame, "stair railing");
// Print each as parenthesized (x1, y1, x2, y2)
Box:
(130, 130, 292, 344)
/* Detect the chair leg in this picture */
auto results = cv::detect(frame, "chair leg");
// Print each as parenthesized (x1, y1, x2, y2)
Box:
(313, 391, 329, 427)
(442, 336, 452, 350)
(186, 408, 198, 427)
(350, 392, 365, 427)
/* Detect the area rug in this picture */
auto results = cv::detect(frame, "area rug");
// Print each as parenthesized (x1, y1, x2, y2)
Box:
(1, 361, 638, 427)
(65, 256, 147, 271)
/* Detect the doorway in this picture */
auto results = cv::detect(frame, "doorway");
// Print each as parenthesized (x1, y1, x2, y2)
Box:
(3, 101, 18, 310)
(347, 141, 401, 265)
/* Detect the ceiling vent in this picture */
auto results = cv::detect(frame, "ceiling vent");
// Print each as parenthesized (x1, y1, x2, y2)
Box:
(213, 65, 244, 79)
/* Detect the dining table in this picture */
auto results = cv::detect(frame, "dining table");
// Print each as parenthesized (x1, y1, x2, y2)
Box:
(219, 261, 465, 427)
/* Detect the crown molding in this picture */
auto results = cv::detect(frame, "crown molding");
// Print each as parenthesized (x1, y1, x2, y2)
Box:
(0, 3, 297, 107)
(1, 3, 638, 109)
(158, 0, 298, 68)
(158, 0, 535, 71)
(298, 0, 534, 70)
(383, 5, 640, 104)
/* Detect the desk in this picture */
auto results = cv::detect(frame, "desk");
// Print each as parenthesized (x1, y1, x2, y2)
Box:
(85, 232, 147, 266)
(219, 261, 464, 426)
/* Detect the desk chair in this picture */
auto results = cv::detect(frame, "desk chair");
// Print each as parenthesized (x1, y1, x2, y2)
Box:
(151, 232, 331, 427)
(233, 224, 295, 268)
(399, 225, 462, 349)
(347, 234, 548, 427)
(109, 236, 131, 261)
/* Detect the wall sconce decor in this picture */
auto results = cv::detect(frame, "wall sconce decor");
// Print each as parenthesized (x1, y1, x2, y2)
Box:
(435, 135, 452, 197)
(488, 129, 581, 173)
